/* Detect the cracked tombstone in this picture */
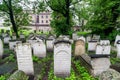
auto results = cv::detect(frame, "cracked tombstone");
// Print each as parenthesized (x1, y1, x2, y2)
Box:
(74, 36, 85, 56)
(32, 41, 46, 58)
(54, 40, 71, 77)
(96, 40, 111, 55)
(0, 39, 3, 58)
(116, 40, 120, 58)
(15, 43, 34, 75)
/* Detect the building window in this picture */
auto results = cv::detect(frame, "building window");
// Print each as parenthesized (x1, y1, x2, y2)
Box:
(41, 20, 44, 23)
(46, 20, 48, 23)
(41, 15, 43, 18)
(36, 15, 39, 23)
(46, 15, 48, 18)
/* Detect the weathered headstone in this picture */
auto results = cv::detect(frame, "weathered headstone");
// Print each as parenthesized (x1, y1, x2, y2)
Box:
(0, 39, 3, 58)
(72, 33, 78, 40)
(12, 33, 16, 40)
(86, 35, 92, 43)
(32, 41, 46, 58)
(15, 43, 34, 75)
(114, 35, 120, 46)
(92, 35, 100, 41)
(3, 35, 11, 44)
(96, 40, 111, 54)
(88, 40, 98, 51)
(46, 36, 55, 51)
(54, 40, 71, 77)
(90, 55, 111, 76)
(116, 40, 120, 58)
(74, 37, 85, 56)
(20, 33, 25, 39)
(9, 40, 22, 50)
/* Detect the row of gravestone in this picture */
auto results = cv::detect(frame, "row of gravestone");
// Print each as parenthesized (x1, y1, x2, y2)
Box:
(0, 33, 120, 78)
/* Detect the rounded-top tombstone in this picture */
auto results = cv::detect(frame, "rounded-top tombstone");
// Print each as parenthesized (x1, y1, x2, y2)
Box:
(54, 39, 71, 77)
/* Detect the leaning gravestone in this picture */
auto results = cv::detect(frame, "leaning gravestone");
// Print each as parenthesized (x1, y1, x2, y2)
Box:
(116, 40, 120, 58)
(96, 40, 111, 54)
(15, 43, 34, 75)
(32, 41, 46, 58)
(54, 40, 71, 77)
(88, 40, 98, 52)
(114, 35, 120, 46)
(90, 54, 111, 76)
(0, 39, 3, 58)
(74, 37, 85, 56)
(46, 36, 55, 51)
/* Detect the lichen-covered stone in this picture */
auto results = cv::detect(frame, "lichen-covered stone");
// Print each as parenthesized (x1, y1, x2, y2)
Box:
(8, 70, 29, 80)
(99, 68, 120, 80)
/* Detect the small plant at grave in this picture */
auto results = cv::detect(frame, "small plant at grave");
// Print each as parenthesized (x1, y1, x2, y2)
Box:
(110, 58, 120, 65)
(32, 56, 39, 62)
(5, 54, 15, 62)
(0, 75, 6, 80)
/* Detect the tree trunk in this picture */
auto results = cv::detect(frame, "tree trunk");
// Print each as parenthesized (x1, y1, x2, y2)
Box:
(8, 0, 18, 37)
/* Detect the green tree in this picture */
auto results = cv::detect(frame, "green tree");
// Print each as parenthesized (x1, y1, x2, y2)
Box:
(85, 0, 120, 35)
(0, 0, 30, 37)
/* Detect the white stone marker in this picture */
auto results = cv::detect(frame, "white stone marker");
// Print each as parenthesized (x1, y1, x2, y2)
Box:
(86, 35, 92, 43)
(54, 40, 71, 77)
(4, 36, 11, 44)
(96, 40, 111, 54)
(20, 34, 25, 39)
(46, 38, 54, 51)
(32, 41, 46, 58)
(116, 40, 120, 58)
(15, 43, 34, 75)
(88, 40, 98, 51)
(74, 38, 85, 56)
(9, 40, 22, 50)
(92, 35, 100, 40)
(0, 39, 3, 58)
(114, 35, 120, 46)
(72, 33, 78, 40)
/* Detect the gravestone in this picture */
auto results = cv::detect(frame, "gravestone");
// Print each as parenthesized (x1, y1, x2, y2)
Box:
(46, 36, 55, 51)
(72, 33, 78, 40)
(12, 33, 16, 40)
(74, 37, 85, 56)
(3, 35, 11, 44)
(9, 40, 22, 50)
(15, 43, 34, 75)
(114, 35, 120, 46)
(90, 54, 111, 76)
(86, 35, 92, 43)
(20, 33, 25, 39)
(116, 40, 120, 58)
(88, 40, 98, 51)
(54, 40, 71, 77)
(92, 35, 100, 41)
(32, 41, 46, 58)
(0, 39, 3, 58)
(96, 40, 111, 54)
